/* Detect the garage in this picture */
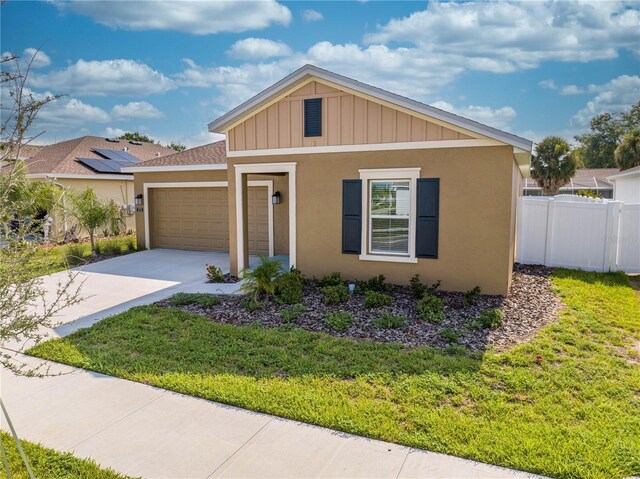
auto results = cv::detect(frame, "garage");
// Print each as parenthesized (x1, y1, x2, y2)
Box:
(148, 185, 269, 253)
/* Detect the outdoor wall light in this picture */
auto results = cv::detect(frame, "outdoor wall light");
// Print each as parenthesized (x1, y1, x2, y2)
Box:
(135, 194, 143, 206)
(271, 191, 281, 204)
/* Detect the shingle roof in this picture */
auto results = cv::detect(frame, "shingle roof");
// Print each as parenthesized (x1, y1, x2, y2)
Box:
(524, 168, 619, 190)
(3, 136, 176, 176)
(131, 140, 227, 167)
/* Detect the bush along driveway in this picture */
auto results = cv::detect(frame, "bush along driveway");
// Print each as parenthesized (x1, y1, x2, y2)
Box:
(29, 269, 640, 479)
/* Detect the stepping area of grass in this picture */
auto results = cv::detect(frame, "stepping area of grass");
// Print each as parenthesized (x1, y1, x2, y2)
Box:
(0, 432, 130, 479)
(28, 269, 640, 479)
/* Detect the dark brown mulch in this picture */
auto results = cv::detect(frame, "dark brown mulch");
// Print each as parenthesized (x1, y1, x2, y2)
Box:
(158, 264, 562, 351)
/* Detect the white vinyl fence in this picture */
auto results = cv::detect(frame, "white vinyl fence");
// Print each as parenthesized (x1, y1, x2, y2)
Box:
(517, 195, 640, 273)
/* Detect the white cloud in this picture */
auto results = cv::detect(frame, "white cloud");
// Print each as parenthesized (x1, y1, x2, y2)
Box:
(38, 97, 111, 127)
(559, 85, 585, 95)
(431, 101, 517, 131)
(572, 74, 640, 126)
(111, 101, 165, 119)
(227, 38, 292, 60)
(302, 9, 323, 22)
(365, 1, 639, 73)
(539, 80, 558, 90)
(104, 127, 126, 138)
(57, 0, 291, 35)
(30, 59, 175, 97)
(23, 48, 51, 68)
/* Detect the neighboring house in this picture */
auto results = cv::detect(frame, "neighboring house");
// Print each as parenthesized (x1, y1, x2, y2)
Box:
(126, 65, 532, 295)
(523, 168, 618, 198)
(2, 136, 175, 234)
(607, 165, 640, 203)
(0, 143, 44, 167)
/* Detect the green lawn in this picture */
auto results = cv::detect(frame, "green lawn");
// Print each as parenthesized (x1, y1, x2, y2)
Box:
(28, 269, 640, 479)
(36, 235, 138, 276)
(0, 432, 131, 479)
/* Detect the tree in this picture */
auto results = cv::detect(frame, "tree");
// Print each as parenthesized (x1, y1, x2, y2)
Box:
(1, 49, 82, 377)
(530, 136, 576, 196)
(117, 131, 155, 143)
(118, 132, 187, 152)
(67, 187, 121, 256)
(168, 142, 186, 152)
(615, 129, 640, 171)
(574, 101, 640, 168)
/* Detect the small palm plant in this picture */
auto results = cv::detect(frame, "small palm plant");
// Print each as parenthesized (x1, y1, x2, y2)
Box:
(67, 187, 122, 256)
(240, 255, 284, 300)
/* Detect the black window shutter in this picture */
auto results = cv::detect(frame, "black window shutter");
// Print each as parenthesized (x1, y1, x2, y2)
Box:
(304, 98, 322, 137)
(416, 178, 439, 258)
(342, 179, 362, 254)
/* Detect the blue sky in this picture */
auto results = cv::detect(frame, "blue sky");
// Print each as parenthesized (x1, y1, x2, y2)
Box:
(2, 1, 639, 147)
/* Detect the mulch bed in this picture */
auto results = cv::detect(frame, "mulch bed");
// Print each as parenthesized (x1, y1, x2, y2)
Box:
(158, 264, 562, 351)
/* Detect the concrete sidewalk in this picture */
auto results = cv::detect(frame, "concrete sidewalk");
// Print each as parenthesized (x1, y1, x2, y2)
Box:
(1, 356, 541, 479)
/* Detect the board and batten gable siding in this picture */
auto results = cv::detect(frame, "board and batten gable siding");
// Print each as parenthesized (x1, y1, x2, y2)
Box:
(227, 81, 474, 151)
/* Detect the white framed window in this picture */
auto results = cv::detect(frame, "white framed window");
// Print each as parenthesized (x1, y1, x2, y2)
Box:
(359, 168, 420, 263)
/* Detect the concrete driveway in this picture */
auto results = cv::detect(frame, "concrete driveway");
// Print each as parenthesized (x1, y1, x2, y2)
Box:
(50, 249, 241, 338)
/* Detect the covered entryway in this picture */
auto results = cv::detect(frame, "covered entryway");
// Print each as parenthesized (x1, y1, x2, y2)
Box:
(234, 163, 296, 274)
(145, 181, 272, 254)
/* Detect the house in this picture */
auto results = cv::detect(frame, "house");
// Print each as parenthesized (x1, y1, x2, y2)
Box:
(2, 136, 175, 234)
(523, 168, 618, 198)
(607, 165, 640, 203)
(126, 65, 532, 295)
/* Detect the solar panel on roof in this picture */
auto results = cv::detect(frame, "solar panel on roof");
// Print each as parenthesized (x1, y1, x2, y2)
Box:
(76, 158, 122, 174)
(92, 148, 142, 165)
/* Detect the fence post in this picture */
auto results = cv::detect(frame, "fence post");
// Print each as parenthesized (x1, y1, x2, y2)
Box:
(604, 201, 621, 272)
(543, 198, 555, 266)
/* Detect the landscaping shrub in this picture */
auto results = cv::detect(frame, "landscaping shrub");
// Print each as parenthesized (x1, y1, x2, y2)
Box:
(479, 308, 504, 329)
(409, 274, 441, 298)
(439, 327, 459, 343)
(124, 236, 137, 252)
(356, 274, 389, 293)
(416, 293, 445, 323)
(281, 304, 307, 322)
(63, 244, 88, 267)
(320, 272, 343, 287)
(97, 239, 124, 255)
(409, 274, 427, 298)
(276, 271, 304, 304)
(169, 293, 220, 308)
(321, 284, 349, 305)
(205, 264, 225, 283)
(463, 286, 482, 306)
(324, 311, 353, 331)
(240, 255, 283, 299)
(373, 311, 407, 329)
(241, 298, 266, 312)
(363, 290, 392, 308)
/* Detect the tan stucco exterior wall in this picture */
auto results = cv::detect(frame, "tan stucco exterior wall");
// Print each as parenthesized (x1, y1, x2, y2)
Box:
(33, 177, 135, 237)
(227, 81, 473, 151)
(132, 170, 289, 255)
(59, 178, 136, 232)
(229, 145, 521, 295)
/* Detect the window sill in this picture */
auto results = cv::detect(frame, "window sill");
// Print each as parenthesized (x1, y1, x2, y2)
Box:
(358, 254, 418, 264)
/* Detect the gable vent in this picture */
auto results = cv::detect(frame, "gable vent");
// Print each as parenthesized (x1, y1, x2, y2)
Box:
(304, 98, 322, 137)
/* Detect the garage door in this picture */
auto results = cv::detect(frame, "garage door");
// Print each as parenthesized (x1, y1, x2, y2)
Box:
(149, 186, 269, 253)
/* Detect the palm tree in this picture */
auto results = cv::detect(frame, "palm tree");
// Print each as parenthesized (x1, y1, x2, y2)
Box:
(530, 136, 576, 196)
(67, 187, 121, 256)
(614, 129, 640, 171)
